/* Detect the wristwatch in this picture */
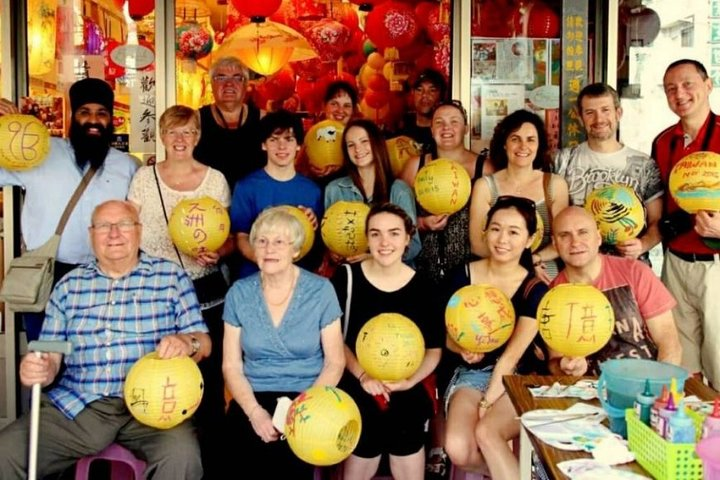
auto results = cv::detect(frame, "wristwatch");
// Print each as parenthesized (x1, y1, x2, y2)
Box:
(189, 336, 200, 356)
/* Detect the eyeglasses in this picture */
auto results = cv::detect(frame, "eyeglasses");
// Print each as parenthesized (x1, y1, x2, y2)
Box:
(495, 195, 537, 211)
(212, 74, 246, 84)
(91, 220, 139, 234)
(163, 129, 198, 139)
(438, 100, 469, 124)
(253, 237, 292, 250)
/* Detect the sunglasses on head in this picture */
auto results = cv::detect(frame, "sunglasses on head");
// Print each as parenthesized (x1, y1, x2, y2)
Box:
(495, 195, 536, 211)
(438, 99, 469, 124)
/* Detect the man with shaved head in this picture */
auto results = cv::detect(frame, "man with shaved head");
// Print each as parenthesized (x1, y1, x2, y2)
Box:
(546, 206, 681, 376)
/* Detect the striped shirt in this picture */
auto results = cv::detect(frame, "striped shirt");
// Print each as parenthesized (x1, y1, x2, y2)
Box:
(40, 253, 207, 419)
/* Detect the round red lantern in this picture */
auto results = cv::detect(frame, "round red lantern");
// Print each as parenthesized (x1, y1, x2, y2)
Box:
(330, 2, 360, 32)
(365, 89, 390, 109)
(365, 2, 419, 50)
(367, 73, 389, 92)
(514, 0, 561, 38)
(128, 0, 154, 21)
(349, 0, 386, 12)
(305, 19, 352, 63)
(230, 0, 282, 21)
(426, 5, 450, 42)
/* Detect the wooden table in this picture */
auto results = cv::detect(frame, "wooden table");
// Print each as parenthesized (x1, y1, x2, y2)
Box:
(503, 375, 718, 479)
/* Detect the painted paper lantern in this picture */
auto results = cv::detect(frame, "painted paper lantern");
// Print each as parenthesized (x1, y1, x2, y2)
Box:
(355, 313, 425, 381)
(321, 201, 370, 257)
(285, 386, 362, 466)
(668, 151, 720, 213)
(305, 19, 351, 63)
(414, 158, 472, 215)
(445, 284, 515, 353)
(168, 197, 230, 256)
(279, 205, 315, 261)
(365, 2, 419, 50)
(83, 17, 105, 55)
(230, 0, 282, 20)
(537, 284, 615, 358)
(386, 135, 420, 177)
(0, 114, 51, 171)
(176, 21, 213, 61)
(584, 184, 645, 245)
(124, 352, 204, 429)
(305, 120, 345, 170)
(128, 0, 154, 21)
(514, 0, 561, 38)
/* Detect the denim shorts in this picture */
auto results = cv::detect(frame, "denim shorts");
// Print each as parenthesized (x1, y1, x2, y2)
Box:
(443, 364, 494, 414)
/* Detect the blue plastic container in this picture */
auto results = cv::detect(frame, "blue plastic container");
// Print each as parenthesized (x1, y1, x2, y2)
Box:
(598, 359, 689, 437)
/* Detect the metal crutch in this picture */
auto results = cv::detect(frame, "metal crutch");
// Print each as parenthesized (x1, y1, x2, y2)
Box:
(26, 340, 72, 480)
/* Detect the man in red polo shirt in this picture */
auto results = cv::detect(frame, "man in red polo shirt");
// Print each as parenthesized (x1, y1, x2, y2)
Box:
(652, 58, 720, 388)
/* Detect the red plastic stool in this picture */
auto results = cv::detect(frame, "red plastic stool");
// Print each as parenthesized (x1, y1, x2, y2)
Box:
(75, 443, 147, 480)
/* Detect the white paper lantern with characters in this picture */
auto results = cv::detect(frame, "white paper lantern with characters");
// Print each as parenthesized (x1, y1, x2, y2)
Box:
(414, 158, 472, 215)
(321, 201, 370, 257)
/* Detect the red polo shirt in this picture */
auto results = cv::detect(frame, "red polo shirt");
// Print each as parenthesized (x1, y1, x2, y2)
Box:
(651, 111, 720, 255)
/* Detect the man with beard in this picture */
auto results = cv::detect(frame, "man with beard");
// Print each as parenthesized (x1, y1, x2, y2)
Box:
(0, 78, 138, 340)
(553, 83, 663, 264)
(392, 68, 447, 154)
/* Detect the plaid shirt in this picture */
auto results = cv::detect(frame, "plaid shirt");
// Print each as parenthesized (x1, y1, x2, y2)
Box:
(40, 253, 207, 419)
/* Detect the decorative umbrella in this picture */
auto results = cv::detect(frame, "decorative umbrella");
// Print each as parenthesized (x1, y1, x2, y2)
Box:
(215, 20, 318, 76)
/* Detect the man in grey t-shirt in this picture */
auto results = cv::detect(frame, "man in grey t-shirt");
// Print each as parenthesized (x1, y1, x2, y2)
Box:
(553, 83, 663, 262)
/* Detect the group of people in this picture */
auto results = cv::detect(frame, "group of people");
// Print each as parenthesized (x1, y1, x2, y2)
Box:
(0, 56, 716, 480)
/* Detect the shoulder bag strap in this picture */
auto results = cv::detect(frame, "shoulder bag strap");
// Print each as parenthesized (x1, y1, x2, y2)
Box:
(153, 165, 186, 269)
(343, 263, 352, 341)
(54, 166, 97, 236)
(543, 171, 553, 227)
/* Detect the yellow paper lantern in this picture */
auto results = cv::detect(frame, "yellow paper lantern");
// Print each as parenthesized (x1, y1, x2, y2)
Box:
(386, 135, 420, 177)
(279, 205, 315, 261)
(530, 211, 544, 252)
(28, 0, 57, 76)
(124, 352, 204, 429)
(0, 114, 51, 171)
(285, 385, 362, 466)
(584, 184, 645, 245)
(168, 196, 230, 256)
(668, 151, 720, 213)
(321, 201, 370, 257)
(445, 284, 515, 353)
(355, 313, 425, 381)
(537, 284, 615, 358)
(414, 158, 472, 215)
(305, 120, 345, 170)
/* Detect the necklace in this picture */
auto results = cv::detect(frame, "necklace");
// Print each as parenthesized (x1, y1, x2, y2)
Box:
(261, 269, 297, 306)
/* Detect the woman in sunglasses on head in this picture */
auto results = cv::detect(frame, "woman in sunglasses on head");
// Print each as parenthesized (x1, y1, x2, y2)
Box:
(469, 109, 568, 283)
(400, 100, 493, 286)
(443, 196, 548, 479)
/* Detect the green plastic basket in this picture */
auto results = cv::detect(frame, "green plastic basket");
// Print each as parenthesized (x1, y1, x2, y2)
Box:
(626, 409, 703, 479)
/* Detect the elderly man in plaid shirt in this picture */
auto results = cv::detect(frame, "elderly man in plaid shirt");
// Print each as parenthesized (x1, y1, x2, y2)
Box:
(0, 200, 210, 480)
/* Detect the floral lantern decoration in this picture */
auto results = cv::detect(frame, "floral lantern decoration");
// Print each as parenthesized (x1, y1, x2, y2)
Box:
(305, 19, 351, 63)
(176, 21, 213, 61)
(365, 1, 419, 50)
(83, 17, 105, 55)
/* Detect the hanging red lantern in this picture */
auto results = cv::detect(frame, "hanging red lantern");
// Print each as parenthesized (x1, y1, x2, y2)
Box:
(426, 5, 450, 42)
(349, 0, 386, 12)
(294, 0, 326, 20)
(230, 0, 282, 21)
(330, 1, 360, 32)
(474, 0, 513, 37)
(365, 2, 419, 50)
(414, 1, 435, 29)
(365, 89, 390, 109)
(514, 0, 561, 38)
(128, 0, 154, 21)
(306, 19, 352, 63)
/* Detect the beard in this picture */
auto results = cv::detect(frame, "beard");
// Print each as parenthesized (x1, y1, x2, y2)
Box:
(69, 118, 114, 169)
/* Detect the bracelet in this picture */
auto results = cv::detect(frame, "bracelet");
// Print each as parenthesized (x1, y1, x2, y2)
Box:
(358, 371, 367, 382)
(247, 404, 262, 419)
(479, 398, 491, 409)
(532, 254, 543, 266)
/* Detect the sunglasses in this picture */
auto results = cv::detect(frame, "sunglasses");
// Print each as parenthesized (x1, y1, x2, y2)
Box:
(495, 195, 536, 211)
(438, 99, 469, 124)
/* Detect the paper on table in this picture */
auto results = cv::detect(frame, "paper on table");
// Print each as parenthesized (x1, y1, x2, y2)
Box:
(558, 459, 651, 480)
(529, 379, 598, 400)
(521, 403, 614, 451)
